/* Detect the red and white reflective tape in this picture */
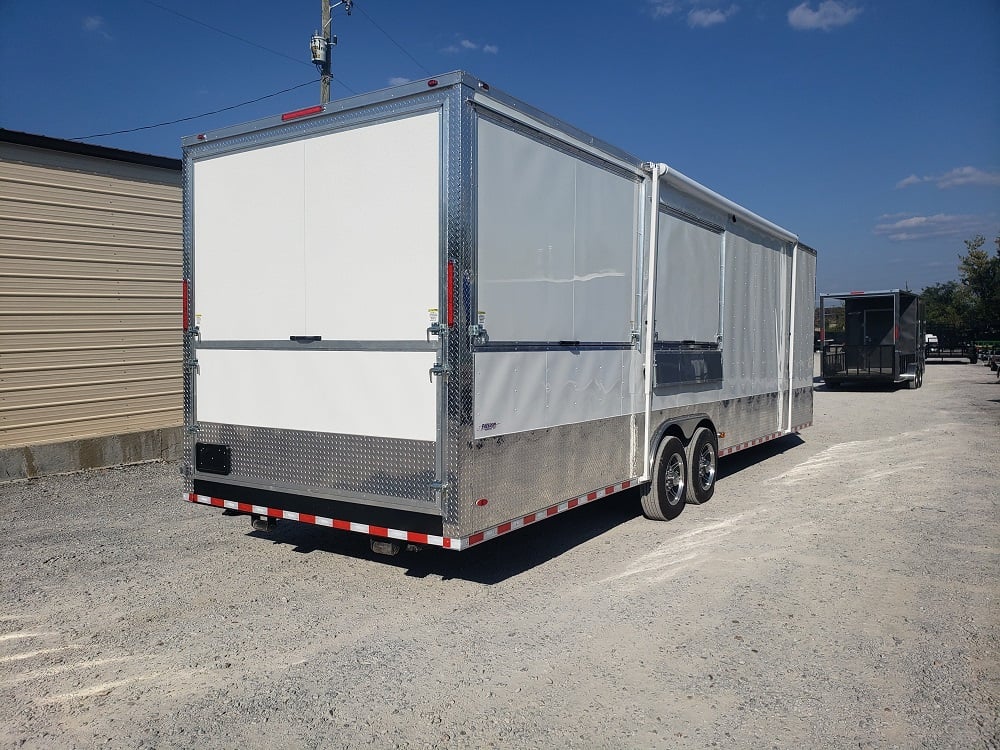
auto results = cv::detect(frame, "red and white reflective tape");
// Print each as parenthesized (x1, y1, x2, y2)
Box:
(184, 493, 450, 547)
(185, 477, 638, 551)
(463, 478, 637, 548)
(717, 422, 812, 458)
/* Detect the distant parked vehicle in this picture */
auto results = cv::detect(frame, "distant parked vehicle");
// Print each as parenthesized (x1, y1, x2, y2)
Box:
(820, 290, 924, 389)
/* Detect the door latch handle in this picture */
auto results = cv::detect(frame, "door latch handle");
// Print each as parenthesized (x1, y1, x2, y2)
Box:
(429, 363, 449, 382)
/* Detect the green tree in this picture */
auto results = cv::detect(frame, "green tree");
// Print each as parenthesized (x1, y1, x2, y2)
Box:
(957, 234, 1000, 330)
(920, 234, 1000, 335)
(922, 280, 971, 330)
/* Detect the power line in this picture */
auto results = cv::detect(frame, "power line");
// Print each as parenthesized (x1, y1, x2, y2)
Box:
(141, 0, 357, 94)
(143, 0, 309, 68)
(70, 79, 319, 141)
(354, 3, 433, 77)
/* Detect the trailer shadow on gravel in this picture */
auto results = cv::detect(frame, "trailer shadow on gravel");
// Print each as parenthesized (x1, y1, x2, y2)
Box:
(235, 435, 805, 584)
(716, 434, 804, 480)
(241, 496, 642, 585)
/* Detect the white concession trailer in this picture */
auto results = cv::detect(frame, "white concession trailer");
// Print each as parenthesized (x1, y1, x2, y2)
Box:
(182, 72, 816, 552)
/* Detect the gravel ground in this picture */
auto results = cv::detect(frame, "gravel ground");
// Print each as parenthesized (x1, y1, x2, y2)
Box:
(2, 358, 998, 749)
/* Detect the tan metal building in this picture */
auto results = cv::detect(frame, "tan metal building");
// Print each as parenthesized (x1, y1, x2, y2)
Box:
(0, 130, 183, 479)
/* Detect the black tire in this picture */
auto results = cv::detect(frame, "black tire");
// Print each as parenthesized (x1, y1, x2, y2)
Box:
(916, 367, 923, 388)
(685, 427, 718, 505)
(640, 436, 688, 521)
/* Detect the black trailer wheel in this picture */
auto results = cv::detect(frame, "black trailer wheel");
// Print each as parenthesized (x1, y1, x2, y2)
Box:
(640, 436, 688, 521)
(685, 427, 718, 505)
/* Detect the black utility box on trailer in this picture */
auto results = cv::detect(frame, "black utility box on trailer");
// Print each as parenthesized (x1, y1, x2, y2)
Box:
(820, 290, 925, 388)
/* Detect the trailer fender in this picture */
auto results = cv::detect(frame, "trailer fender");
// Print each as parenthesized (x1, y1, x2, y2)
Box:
(647, 413, 714, 463)
(903, 362, 924, 389)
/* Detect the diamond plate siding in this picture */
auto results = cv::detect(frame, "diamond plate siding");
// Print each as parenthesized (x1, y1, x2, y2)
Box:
(442, 83, 475, 533)
(790, 386, 813, 429)
(194, 422, 436, 508)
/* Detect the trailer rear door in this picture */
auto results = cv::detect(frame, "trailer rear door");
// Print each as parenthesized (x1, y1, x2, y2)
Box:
(191, 111, 442, 464)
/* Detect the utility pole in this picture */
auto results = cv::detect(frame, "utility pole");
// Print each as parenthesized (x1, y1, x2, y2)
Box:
(310, 0, 352, 104)
(320, 0, 331, 103)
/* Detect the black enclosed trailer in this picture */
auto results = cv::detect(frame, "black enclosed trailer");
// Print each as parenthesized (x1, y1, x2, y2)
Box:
(820, 290, 925, 388)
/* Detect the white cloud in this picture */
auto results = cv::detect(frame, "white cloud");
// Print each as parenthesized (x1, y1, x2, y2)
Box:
(895, 166, 1000, 190)
(388, 77, 410, 86)
(787, 1, 861, 31)
(442, 37, 499, 55)
(649, 0, 682, 18)
(688, 5, 738, 27)
(936, 166, 1000, 189)
(895, 174, 923, 189)
(874, 213, 983, 241)
(83, 15, 112, 39)
(649, 1, 738, 26)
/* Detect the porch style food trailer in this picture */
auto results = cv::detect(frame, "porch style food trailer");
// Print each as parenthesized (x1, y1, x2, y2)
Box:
(819, 290, 925, 388)
(181, 72, 816, 553)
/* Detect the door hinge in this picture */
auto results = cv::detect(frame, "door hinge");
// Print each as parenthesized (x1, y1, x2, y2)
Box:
(468, 324, 488, 346)
(426, 322, 446, 342)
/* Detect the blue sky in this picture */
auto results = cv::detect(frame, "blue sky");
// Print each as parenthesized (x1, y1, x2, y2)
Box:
(2, 0, 998, 294)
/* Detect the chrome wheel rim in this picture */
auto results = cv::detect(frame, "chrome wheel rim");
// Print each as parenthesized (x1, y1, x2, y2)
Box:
(698, 444, 716, 491)
(665, 453, 685, 505)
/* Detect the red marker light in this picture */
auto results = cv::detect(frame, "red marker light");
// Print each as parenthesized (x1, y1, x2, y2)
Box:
(281, 105, 323, 121)
(427, 79, 438, 87)
(476, 498, 488, 507)
(182, 279, 190, 330)
(196, 134, 206, 141)
(850, 290, 865, 295)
